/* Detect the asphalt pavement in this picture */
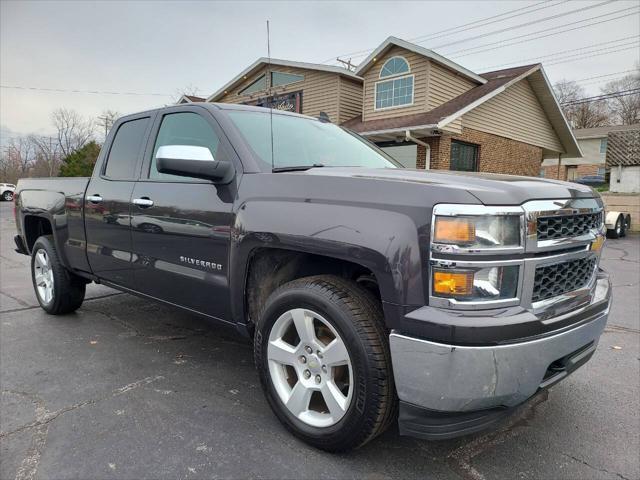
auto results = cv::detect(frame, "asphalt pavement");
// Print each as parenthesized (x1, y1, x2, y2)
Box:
(1, 200, 638, 480)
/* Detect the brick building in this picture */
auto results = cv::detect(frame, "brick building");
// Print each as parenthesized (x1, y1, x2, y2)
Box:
(201, 36, 581, 176)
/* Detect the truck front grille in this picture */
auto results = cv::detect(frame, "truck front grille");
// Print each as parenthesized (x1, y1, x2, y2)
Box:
(537, 212, 602, 241)
(532, 256, 597, 302)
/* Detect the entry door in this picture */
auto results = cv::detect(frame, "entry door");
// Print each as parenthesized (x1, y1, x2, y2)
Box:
(130, 109, 236, 321)
(567, 166, 578, 181)
(85, 115, 151, 288)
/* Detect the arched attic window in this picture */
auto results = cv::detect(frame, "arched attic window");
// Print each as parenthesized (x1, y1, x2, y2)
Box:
(375, 56, 413, 110)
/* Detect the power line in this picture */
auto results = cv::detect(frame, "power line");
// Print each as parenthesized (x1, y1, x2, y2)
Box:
(0, 85, 173, 97)
(481, 37, 639, 70)
(446, 6, 639, 58)
(320, 0, 562, 63)
(545, 44, 639, 66)
(430, 0, 616, 50)
(561, 89, 640, 106)
(574, 70, 640, 83)
(410, 0, 567, 43)
(325, 0, 616, 64)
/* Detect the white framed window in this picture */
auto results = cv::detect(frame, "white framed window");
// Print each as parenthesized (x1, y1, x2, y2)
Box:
(599, 138, 607, 154)
(374, 56, 414, 110)
(271, 71, 304, 87)
(239, 75, 267, 96)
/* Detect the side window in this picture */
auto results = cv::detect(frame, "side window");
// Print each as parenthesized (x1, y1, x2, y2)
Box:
(150, 112, 220, 181)
(104, 118, 150, 179)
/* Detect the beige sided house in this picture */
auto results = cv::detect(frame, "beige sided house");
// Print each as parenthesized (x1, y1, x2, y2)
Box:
(204, 36, 581, 176)
(207, 59, 363, 125)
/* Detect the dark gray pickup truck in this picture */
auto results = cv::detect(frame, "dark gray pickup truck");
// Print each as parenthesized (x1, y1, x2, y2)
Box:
(13, 103, 611, 451)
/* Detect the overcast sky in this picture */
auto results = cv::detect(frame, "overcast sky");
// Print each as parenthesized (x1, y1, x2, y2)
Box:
(1, 0, 638, 141)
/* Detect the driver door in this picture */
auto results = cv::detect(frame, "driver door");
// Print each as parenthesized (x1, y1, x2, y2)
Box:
(130, 107, 238, 322)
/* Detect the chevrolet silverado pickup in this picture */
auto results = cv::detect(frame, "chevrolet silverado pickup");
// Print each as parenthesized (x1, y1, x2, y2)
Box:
(13, 103, 611, 451)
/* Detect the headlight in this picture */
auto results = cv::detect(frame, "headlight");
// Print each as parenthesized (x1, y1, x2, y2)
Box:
(431, 204, 524, 253)
(432, 265, 519, 301)
(434, 215, 521, 249)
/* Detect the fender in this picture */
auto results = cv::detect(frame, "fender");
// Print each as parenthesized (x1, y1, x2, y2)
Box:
(17, 180, 89, 272)
(229, 197, 427, 327)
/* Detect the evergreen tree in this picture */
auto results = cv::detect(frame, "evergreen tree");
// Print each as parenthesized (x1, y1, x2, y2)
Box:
(58, 141, 101, 177)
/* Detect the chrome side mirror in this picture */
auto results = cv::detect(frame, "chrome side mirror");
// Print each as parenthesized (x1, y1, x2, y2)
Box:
(156, 145, 233, 183)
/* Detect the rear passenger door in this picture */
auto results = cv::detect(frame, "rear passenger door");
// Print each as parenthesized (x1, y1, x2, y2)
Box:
(85, 114, 152, 288)
(130, 107, 237, 322)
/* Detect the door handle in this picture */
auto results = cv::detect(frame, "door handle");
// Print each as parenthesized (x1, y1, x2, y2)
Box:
(133, 197, 154, 208)
(87, 195, 103, 203)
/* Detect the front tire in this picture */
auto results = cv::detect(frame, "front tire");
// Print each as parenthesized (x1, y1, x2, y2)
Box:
(254, 275, 396, 452)
(2, 191, 13, 201)
(31, 235, 86, 314)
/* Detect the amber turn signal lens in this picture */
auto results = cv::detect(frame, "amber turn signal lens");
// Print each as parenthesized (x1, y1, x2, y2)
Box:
(433, 271, 474, 296)
(434, 218, 475, 244)
(591, 235, 605, 252)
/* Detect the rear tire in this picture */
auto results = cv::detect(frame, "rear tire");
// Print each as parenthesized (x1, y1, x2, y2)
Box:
(2, 191, 13, 201)
(254, 275, 396, 452)
(31, 235, 86, 314)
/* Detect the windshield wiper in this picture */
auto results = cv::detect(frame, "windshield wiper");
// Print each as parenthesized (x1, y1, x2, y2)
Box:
(272, 164, 325, 173)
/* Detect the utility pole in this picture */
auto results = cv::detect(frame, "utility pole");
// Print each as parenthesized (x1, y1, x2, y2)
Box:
(336, 57, 356, 72)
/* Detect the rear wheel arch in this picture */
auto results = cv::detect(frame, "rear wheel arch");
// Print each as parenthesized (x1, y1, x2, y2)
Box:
(23, 215, 54, 252)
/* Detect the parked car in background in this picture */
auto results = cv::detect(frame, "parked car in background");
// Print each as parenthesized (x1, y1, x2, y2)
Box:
(575, 175, 606, 187)
(12, 104, 612, 452)
(1, 183, 16, 201)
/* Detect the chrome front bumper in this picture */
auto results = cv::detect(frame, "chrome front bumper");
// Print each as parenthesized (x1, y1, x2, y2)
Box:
(390, 274, 611, 413)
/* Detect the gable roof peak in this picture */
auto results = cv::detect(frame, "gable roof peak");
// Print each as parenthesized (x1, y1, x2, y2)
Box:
(354, 36, 487, 85)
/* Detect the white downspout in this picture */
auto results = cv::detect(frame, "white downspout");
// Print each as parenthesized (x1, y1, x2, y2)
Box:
(405, 130, 431, 170)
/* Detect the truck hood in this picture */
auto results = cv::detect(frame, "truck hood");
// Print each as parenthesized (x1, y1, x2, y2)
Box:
(305, 167, 597, 205)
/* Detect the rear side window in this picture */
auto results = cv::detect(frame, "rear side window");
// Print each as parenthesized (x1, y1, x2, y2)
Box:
(104, 118, 150, 179)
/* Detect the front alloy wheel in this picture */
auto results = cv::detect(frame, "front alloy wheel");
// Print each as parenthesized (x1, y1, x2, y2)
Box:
(254, 275, 396, 452)
(267, 308, 353, 428)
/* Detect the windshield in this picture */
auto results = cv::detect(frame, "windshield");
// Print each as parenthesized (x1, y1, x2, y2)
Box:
(226, 110, 399, 171)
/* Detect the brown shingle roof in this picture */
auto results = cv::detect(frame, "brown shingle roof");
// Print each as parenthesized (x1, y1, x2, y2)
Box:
(342, 64, 539, 133)
(184, 95, 205, 102)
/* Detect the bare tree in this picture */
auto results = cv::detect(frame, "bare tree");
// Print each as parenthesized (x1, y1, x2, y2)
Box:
(173, 83, 202, 104)
(602, 68, 640, 125)
(96, 110, 120, 141)
(29, 135, 62, 177)
(6, 137, 36, 175)
(52, 108, 94, 157)
(554, 80, 610, 128)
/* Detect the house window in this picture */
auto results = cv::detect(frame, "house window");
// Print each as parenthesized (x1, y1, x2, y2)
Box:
(600, 138, 607, 154)
(271, 71, 304, 87)
(566, 166, 578, 181)
(597, 166, 606, 176)
(239, 75, 266, 96)
(375, 56, 413, 110)
(450, 141, 479, 172)
(380, 57, 410, 77)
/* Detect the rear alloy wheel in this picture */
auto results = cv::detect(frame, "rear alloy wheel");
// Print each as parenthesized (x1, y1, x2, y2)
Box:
(31, 235, 86, 314)
(33, 249, 55, 305)
(2, 191, 13, 201)
(254, 275, 396, 452)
